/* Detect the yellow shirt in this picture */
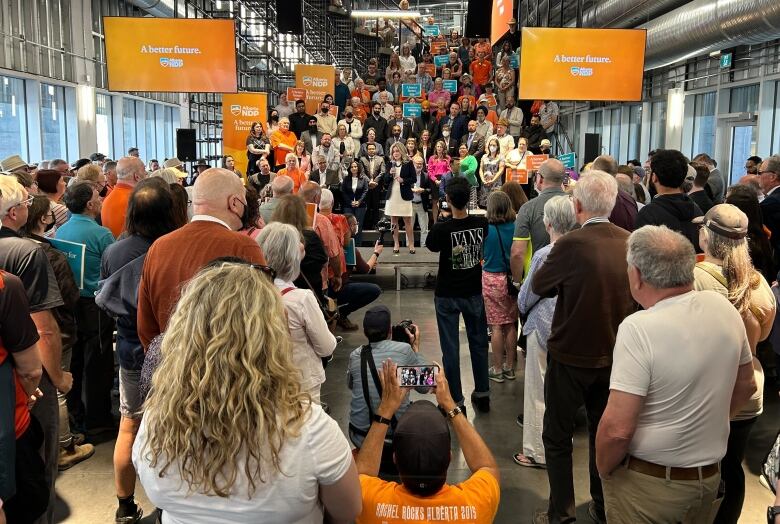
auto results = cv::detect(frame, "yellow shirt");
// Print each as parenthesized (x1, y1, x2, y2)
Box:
(357, 470, 499, 524)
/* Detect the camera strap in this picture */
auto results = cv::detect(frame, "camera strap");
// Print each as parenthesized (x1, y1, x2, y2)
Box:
(360, 344, 397, 429)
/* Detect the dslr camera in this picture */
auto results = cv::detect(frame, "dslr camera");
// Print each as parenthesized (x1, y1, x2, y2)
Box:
(392, 319, 416, 343)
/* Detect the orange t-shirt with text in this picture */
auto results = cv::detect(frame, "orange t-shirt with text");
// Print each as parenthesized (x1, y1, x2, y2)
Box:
(469, 60, 492, 86)
(357, 470, 500, 524)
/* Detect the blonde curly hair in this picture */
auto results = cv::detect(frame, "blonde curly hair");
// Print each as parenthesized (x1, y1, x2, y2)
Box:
(141, 262, 310, 497)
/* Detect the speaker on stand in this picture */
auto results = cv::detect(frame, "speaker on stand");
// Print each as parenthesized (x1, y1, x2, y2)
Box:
(584, 133, 601, 165)
(176, 128, 197, 162)
(277, 0, 303, 35)
(464, 0, 492, 38)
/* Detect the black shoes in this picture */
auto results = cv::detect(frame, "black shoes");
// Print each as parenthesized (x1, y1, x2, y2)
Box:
(470, 392, 490, 413)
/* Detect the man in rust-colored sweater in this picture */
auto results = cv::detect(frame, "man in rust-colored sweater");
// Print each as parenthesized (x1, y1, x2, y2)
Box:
(137, 168, 265, 347)
(530, 170, 635, 524)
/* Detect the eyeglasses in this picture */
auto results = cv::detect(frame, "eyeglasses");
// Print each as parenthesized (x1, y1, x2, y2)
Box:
(758, 170, 776, 176)
(15, 195, 34, 208)
(250, 264, 277, 281)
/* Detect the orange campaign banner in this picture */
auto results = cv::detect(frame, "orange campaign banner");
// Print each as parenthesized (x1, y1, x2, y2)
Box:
(287, 87, 308, 104)
(507, 168, 528, 184)
(491, 0, 515, 45)
(295, 64, 336, 114)
(527, 154, 549, 170)
(222, 93, 268, 180)
(104, 17, 237, 93)
(518, 27, 646, 102)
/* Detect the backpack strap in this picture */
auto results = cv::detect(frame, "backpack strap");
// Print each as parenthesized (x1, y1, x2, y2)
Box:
(695, 262, 764, 322)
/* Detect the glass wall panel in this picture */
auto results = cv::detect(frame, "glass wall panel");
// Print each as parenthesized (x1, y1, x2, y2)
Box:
(145, 102, 156, 161)
(609, 108, 621, 159)
(650, 100, 666, 151)
(0, 76, 28, 161)
(729, 84, 759, 114)
(40, 83, 67, 161)
(627, 105, 641, 162)
(692, 92, 716, 157)
(96, 93, 113, 158)
(123, 98, 137, 155)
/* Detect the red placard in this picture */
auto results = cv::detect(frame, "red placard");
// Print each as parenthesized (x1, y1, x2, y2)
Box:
(527, 154, 549, 171)
(507, 168, 528, 184)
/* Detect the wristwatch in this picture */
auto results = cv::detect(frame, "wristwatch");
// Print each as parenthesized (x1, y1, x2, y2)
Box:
(373, 251, 381, 258)
(444, 406, 462, 420)
(372, 413, 392, 425)
(768, 506, 780, 524)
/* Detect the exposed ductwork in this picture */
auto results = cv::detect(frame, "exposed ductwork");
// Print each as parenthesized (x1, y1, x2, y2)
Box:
(566, 0, 690, 29)
(642, 0, 780, 70)
(127, 0, 175, 18)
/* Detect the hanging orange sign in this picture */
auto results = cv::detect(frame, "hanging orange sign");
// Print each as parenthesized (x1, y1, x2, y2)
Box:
(222, 92, 268, 180)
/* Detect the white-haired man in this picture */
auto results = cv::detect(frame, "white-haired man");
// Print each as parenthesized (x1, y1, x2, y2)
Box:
(531, 171, 636, 524)
(597, 225, 756, 523)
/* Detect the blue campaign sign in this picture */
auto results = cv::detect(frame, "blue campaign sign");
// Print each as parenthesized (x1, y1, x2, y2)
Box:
(433, 54, 450, 68)
(442, 79, 457, 93)
(344, 239, 356, 266)
(49, 238, 86, 290)
(403, 103, 422, 118)
(558, 152, 576, 169)
(401, 83, 422, 98)
(510, 54, 519, 69)
(423, 24, 440, 37)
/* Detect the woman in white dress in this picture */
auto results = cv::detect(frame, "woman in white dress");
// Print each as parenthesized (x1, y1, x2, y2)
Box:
(383, 143, 416, 253)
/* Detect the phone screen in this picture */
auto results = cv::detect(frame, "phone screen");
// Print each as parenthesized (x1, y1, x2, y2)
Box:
(397, 365, 439, 387)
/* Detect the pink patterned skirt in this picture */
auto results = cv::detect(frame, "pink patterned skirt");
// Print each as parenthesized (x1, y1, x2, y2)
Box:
(482, 271, 519, 325)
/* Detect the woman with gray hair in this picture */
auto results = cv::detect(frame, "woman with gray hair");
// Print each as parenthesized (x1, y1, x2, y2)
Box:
(693, 203, 776, 522)
(257, 222, 337, 403)
(383, 142, 416, 253)
(513, 195, 578, 469)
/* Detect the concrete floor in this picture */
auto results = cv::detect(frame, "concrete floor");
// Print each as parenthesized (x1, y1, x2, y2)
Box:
(53, 266, 778, 523)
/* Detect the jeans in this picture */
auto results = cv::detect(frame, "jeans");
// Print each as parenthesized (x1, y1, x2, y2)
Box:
(67, 297, 116, 432)
(333, 282, 382, 319)
(343, 206, 367, 246)
(30, 373, 58, 524)
(714, 417, 757, 524)
(58, 342, 73, 448)
(434, 295, 490, 404)
(543, 357, 611, 523)
(412, 202, 429, 247)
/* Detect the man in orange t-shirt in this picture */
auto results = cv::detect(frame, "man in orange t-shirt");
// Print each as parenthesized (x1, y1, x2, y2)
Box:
(100, 156, 147, 238)
(277, 153, 308, 194)
(270, 117, 298, 170)
(469, 52, 493, 90)
(355, 362, 500, 524)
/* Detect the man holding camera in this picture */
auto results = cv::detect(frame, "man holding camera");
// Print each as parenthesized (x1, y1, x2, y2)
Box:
(347, 306, 429, 451)
(355, 360, 500, 523)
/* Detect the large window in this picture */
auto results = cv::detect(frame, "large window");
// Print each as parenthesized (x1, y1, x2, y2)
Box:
(123, 99, 137, 156)
(145, 102, 156, 161)
(729, 84, 759, 114)
(627, 105, 641, 162)
(609, 108, 621, 160)
(164, 106, 175, 159)
(96, 93, 113, 158)
(773, 81, 780, 155)
(0, 76, 28, 161)
(650, 100, 666, 151)
(40, 83, 67, 161)
(692, 92, 716, 157)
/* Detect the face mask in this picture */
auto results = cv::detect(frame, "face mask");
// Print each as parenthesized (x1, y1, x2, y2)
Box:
(345, 113, 353, 119)
(271, 114, 279, 121)
(489, 146, 498, 153)
(99, 186, 108, 198)
(240, 198, 253, 230)
(43, 218, 56, 232)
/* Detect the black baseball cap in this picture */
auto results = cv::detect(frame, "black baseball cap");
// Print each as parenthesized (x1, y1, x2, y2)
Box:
(363, 305, 391, 333)
(393, 400, 451, 496)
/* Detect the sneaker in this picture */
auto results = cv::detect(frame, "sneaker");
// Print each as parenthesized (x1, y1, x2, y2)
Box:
(58, 443, 95, 471)
(532, 510, 550, 524)
(470, 392, 490, 413)
(587, 501, 606, 524)
(115, 505, 143, 523)
(503, 367, 516, 380)
(488, 367, 504, 383)
(337, 317, 359, 331)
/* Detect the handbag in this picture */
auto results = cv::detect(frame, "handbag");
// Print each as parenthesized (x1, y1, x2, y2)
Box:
(297, 271, 340, 328)
(494, 224, 518, 297)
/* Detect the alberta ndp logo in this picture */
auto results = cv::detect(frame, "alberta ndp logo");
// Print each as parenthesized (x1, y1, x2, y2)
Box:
(230, 104, 260, 117)
(302, 75, 328, 88)
(159, 57, 184, 68)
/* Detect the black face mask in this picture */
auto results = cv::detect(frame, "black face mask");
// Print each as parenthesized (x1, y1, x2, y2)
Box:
(43, 218, 56, 232)
(270, 114, 279, 122)
(99, 186, 108, 198)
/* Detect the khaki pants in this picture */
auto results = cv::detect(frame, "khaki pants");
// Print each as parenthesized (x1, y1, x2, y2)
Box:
(603, 462, 721, 524)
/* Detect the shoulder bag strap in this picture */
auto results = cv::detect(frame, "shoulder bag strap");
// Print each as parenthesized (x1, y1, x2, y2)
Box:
(360, 344, 398, 427)
(695, 262, 763, 321)
(494, 224, 511, 273)
(281, 287, 296, 296)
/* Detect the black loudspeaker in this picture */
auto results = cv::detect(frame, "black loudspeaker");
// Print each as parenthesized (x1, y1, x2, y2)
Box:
(465, 0, 492, 38)
(176, 129, 197, 162)
(277, 0, 303, 35)
(584, 133, 601, 165)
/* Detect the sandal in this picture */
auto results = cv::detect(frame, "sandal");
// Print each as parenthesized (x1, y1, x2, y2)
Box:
(409, 249, 416, 254)
(512, 453, 546, 469)
(393, 248, 400, 254)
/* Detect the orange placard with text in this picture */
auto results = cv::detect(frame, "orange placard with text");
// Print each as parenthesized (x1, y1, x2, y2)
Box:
(420, 63, 436, 77)
(222, 93, 268, 180)
(527, 154, 549, 171)
(507, 168, 528, 184)
(431, 38, 448, 55)
(296, 64, 336, 115)
(329, 105, 339, 117)
(104, 17, 237, 93)
(519, 27, 646, 102)
(287, 87, 308, 104)
(491, 0, 515, 45)
(306, 203, 317, 228)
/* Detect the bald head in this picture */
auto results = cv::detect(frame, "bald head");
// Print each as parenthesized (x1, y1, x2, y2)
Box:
(271, 175, 294, 197)
(592, 155, 618, 176)
(298, 181, 321, 204)
(116, 156, 147, 185)
(192, 168, 246, 230)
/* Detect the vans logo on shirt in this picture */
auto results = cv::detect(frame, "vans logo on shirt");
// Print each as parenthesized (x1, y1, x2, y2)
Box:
(450, 228, 484, 270)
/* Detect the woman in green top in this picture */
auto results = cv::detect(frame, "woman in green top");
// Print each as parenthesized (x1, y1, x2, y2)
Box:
(457, 144, 479, 208)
